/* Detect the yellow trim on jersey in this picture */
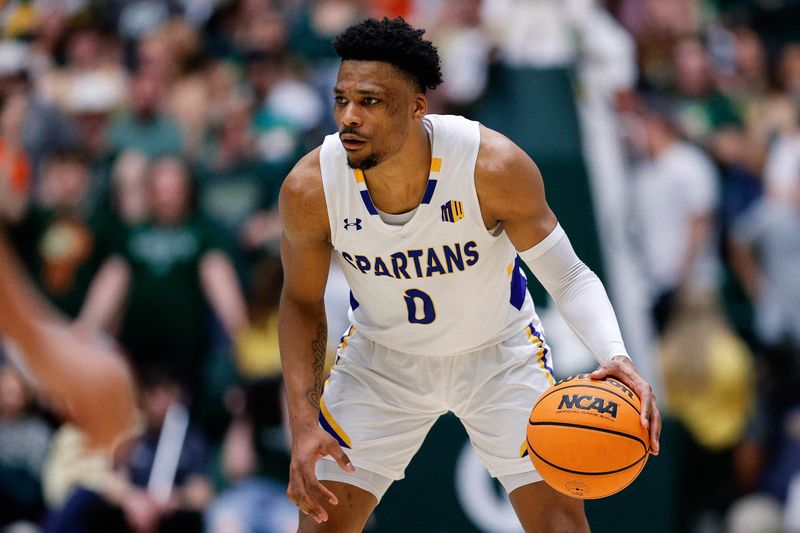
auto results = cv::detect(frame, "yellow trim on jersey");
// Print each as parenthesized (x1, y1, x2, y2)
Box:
(354, 169, 365, 183)
(525, 327, 555, 385)
(319, 396, 352, 448)
(338, 325, 356, 351)
(452, 200, 464, 221)
(507, 262, 514, 276)
(519, 440, 529, 458)
(430, 158, 442, 172)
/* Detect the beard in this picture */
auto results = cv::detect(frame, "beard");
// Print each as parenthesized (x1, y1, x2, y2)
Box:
(347, 153, 380, 170)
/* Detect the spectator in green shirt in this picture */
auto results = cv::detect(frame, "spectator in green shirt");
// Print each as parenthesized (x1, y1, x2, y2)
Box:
(12, 149, 107, 318)
(80, 156, 247, 394)
(195, 98, 286, 280)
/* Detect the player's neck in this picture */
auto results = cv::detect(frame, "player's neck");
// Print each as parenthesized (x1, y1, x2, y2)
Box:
(361, 124, 431, 214)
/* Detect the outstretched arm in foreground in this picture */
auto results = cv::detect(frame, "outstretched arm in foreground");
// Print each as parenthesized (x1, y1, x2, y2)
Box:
(475, 126, 661, 455)
(0, 230, 138, 452)
(278, 150, 355, 525)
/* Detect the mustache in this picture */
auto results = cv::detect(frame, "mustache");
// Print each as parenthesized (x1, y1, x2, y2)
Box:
(339, 128, 368, 139)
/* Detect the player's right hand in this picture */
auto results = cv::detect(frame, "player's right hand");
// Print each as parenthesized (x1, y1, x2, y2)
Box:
(287, 423, 355, 523)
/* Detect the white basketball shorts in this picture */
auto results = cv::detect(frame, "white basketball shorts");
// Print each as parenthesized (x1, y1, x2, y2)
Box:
(316, 322, 555, 500)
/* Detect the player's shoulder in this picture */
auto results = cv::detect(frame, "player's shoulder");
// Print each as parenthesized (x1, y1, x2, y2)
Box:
(281, 147, 323, 207)
(473, 124, 550, 222)
(279, 147, 329, 236)
(475, 124, 541, 185)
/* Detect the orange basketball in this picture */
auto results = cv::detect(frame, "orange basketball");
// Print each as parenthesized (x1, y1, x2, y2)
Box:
(526, 373, 650, 499)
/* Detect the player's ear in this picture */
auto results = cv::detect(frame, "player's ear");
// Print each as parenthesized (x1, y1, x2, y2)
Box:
(413, 94, 427, 120)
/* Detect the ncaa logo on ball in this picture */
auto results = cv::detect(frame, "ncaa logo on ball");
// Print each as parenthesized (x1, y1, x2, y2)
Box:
(557, 394, 619, 418)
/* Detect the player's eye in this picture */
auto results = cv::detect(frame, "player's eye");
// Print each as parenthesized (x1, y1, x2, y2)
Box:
(334, 96, 347, 105)
(363, 97, 379, 106)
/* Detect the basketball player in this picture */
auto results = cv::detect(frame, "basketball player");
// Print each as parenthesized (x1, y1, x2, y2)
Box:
(279, 18, 661, 532)
(0, 229, 137, 452)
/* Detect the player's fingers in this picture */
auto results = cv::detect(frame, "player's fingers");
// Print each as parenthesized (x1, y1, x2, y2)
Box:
(590, 365, 610, 379)
(301, 484, 332, 522)
(295, 491, 325, 524)
(288, 465, 321, 505)
(300, 459, 339, 507)
(602, 360, 649, 426)
(310, 476, 340, 507)
(649, 397, 662, 455)
(286, 476, 305, 508)
(602, 361, 642, 403)
(301, 503, 324, 525)
(635, 381, 653, 431)
(295, 474, 330, 523)
(592, 357, 632, 382)
(323, 440, 355, 474)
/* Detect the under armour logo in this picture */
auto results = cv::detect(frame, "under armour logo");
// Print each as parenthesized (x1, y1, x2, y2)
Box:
(344, 218, 362, 231)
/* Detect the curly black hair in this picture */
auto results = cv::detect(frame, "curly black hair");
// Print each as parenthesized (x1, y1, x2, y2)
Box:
(333, 17, 443, 93)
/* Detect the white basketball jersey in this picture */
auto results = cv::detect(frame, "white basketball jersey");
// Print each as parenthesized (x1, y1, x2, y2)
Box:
(320, 114, 539, 356)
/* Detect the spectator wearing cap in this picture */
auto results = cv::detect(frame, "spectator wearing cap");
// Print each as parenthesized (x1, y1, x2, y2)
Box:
(62, 70, 127, 217)
(37, 25, 128, 117)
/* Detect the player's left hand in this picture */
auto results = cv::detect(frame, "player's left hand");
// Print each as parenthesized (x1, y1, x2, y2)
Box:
(591, 355, 661, 456)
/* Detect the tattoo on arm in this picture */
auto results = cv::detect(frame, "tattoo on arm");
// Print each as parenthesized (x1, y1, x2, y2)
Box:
(305, 322, 327, 409)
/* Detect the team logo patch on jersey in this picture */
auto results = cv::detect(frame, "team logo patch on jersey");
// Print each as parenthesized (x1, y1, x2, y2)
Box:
(441, 200, 464, 223)
(343, 218, 362, 231)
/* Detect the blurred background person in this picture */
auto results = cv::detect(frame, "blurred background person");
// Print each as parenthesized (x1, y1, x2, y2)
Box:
(0, 89, 32, 223)
(0, 363, 52, 530)
(11, 149, 106, 319)
(107, 70, 183, 159)
(80, 157, 247, 401)
(47, 364, 212, 533)
(628, 101, 721, 333)
(194, 96, 284, 279)
(729, 182, 800, 524)
(0, 39, 77, 182)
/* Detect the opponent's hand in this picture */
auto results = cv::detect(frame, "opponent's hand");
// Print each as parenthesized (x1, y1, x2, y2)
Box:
(287, 424, 355, 523)
(591, 355, 661, 455)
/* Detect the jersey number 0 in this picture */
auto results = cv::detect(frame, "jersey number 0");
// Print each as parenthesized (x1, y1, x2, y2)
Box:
(404, 289, 436, 324)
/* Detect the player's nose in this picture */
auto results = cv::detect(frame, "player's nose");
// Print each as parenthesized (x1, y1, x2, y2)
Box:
(339, 102, 362, 127)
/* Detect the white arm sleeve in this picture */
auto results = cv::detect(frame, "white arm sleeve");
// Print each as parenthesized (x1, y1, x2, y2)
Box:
(518, 224, 629, 364)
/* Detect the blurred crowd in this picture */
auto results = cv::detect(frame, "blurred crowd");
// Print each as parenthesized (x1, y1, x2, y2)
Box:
(0, 1, 797, 532)
(615, 2, 800, 532)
